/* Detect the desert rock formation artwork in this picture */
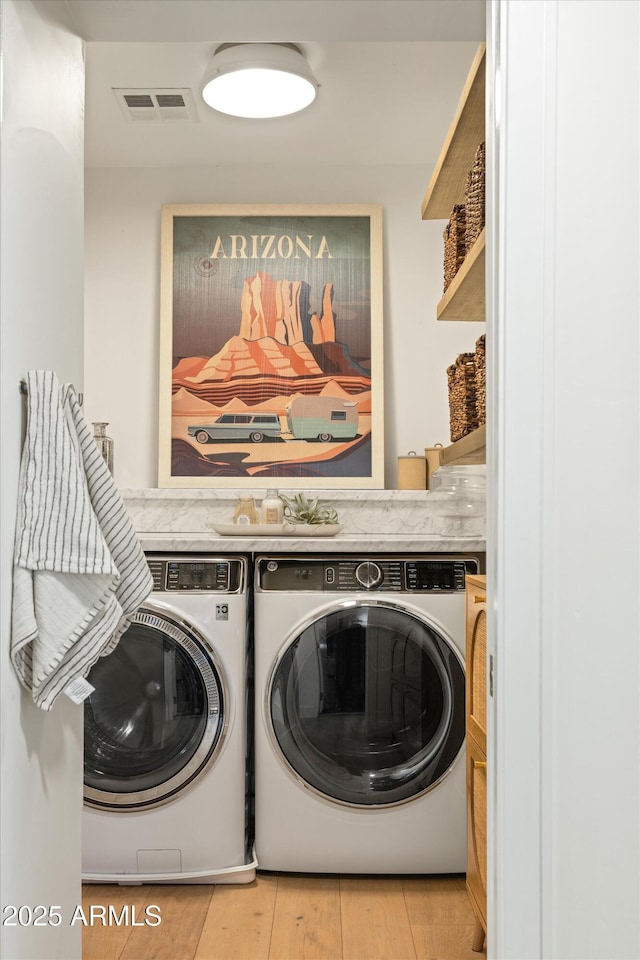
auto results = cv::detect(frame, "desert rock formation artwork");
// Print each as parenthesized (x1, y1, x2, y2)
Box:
(159, 206, 383, 488)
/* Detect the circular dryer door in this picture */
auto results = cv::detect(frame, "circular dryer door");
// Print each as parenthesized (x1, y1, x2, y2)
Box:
(268, 600, 465, 807)
(84, 604, 227, 810)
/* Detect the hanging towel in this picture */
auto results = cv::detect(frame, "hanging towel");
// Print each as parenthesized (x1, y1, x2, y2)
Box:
(11, 370, 153, 711)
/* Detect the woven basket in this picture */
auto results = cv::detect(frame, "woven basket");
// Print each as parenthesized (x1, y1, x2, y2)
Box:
(475, 334, 486, 426)
(443, 204, 467, 292)
(465, 141, 486, 253)
(447, 351, 478, 442)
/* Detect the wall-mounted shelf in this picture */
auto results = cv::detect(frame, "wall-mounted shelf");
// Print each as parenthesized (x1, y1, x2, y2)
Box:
(437, 228, 485, 322)
(421, 44, 486, 221)
(439, 424, 486, 466)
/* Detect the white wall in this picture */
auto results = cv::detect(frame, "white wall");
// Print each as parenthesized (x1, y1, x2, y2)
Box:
(84, 163, 484, 489)
(489, 1, 640, 957)
(0, 2, 85, 958)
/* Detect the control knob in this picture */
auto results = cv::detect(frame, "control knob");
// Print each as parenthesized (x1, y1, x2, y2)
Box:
(355, 561, 383, 589)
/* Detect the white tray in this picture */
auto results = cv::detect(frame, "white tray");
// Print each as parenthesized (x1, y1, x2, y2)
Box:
(213, 523, 343, 538)
(282, 524, 343, 537)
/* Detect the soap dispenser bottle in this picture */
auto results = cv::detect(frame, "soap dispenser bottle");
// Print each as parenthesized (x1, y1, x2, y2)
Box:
(261, 489, 284, 524)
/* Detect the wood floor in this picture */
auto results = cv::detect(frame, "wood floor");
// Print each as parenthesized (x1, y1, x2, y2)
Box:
(82, 873, 486, 960)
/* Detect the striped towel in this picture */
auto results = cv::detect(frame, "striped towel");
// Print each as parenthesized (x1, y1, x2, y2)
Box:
(11, 370, 153, 711)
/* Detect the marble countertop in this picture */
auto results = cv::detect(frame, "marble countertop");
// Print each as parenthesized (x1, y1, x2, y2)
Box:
(138, 531, 486, 555)
(124, 487, 486, 555)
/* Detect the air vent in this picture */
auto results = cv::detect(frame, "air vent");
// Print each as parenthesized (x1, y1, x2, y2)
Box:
(113, 88, 200, 123)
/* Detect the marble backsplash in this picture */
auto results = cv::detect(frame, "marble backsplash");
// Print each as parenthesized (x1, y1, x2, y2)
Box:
(120, 488, 486, 539)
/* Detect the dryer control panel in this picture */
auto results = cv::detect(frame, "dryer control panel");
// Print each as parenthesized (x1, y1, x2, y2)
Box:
(257, 556, 479, 593)
(146, 556, 245, 593)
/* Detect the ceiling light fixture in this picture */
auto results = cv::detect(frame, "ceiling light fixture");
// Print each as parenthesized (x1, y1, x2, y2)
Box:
(201, 43, 318, 119)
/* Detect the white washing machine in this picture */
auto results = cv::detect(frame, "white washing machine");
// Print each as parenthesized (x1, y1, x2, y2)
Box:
(82, 554, 256, 884)
(254, 553, 483, 874)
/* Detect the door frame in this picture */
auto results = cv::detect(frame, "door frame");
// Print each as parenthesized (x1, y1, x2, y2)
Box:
(487, 2, 640, 958)
(486, 1, 557, 955)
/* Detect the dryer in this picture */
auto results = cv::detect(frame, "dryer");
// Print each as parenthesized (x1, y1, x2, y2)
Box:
(82, 554, 256, 884)
(253, 553, 482, 874)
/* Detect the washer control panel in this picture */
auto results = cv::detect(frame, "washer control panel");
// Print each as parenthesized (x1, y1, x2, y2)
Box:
(257, 556, 478, 593)
(146, 556, 244, 593)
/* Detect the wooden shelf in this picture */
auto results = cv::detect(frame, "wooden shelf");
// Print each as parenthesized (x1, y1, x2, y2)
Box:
(421, 44, 486, 221)
(437, 228, 485, 321)
(440, 424, 486, 466)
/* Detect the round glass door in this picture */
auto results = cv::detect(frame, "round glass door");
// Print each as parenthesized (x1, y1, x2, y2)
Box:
(84, 605, 226, 810)
(268, 601, 465, 807)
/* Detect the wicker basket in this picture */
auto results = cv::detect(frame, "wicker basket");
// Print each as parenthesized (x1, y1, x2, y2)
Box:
(443, 204, 467, 292)
(475, 334, 486, 426)
(465, 141, 486, 252)
(447, 351, 478, 442)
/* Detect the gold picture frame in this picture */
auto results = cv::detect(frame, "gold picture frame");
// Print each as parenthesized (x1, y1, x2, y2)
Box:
(158, 203, 384, 489)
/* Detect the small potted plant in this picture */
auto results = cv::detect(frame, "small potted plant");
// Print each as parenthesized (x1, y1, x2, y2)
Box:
(281, 493, 339, 526)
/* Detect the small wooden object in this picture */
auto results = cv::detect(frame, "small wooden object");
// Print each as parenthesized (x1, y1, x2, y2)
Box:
(397, 452, 427, 489)
(424, 445, 443, 489)
(466, 574, 488, 953)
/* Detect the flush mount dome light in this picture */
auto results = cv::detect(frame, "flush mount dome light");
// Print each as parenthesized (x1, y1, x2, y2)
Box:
(201, 42, 318, 119)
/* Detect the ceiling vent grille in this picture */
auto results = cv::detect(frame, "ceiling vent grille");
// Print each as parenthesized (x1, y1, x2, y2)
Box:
(113, 88, 200, 122)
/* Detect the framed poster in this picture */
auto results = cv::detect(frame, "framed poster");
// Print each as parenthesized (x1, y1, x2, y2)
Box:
(158, 204, 384, 488)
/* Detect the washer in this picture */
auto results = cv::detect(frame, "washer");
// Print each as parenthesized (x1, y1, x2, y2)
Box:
(82, 554, 256, 884)
(254, 553, 482, 874)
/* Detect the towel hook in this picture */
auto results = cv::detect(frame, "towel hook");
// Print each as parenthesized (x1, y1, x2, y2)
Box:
(19, 379, 84, 406)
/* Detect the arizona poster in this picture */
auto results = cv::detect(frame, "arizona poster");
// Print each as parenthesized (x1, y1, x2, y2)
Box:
(158, 204, 384, 488)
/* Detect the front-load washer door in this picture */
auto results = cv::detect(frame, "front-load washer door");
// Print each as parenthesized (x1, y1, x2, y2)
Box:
(84, 604, 227, 811)
(268, 600, 465, 807)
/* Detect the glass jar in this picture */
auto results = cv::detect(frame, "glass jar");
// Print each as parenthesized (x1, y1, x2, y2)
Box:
(428, 465, 486, 536)
(233, 496, 258, 525)
(92, 422, 114, 474)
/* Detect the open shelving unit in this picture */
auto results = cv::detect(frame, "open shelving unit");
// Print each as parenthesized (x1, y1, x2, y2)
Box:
(422, 42, 486, 465)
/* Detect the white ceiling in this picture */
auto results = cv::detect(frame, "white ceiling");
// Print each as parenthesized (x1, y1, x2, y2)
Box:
(54, 0, 486, 168)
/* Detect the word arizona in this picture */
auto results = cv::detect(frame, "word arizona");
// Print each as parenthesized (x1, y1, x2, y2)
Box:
(209, 234, 333, 260)
(69, 904, 161, 926)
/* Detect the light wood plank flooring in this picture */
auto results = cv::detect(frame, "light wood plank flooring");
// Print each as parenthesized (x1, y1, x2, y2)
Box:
(82, 874, 486, 960)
